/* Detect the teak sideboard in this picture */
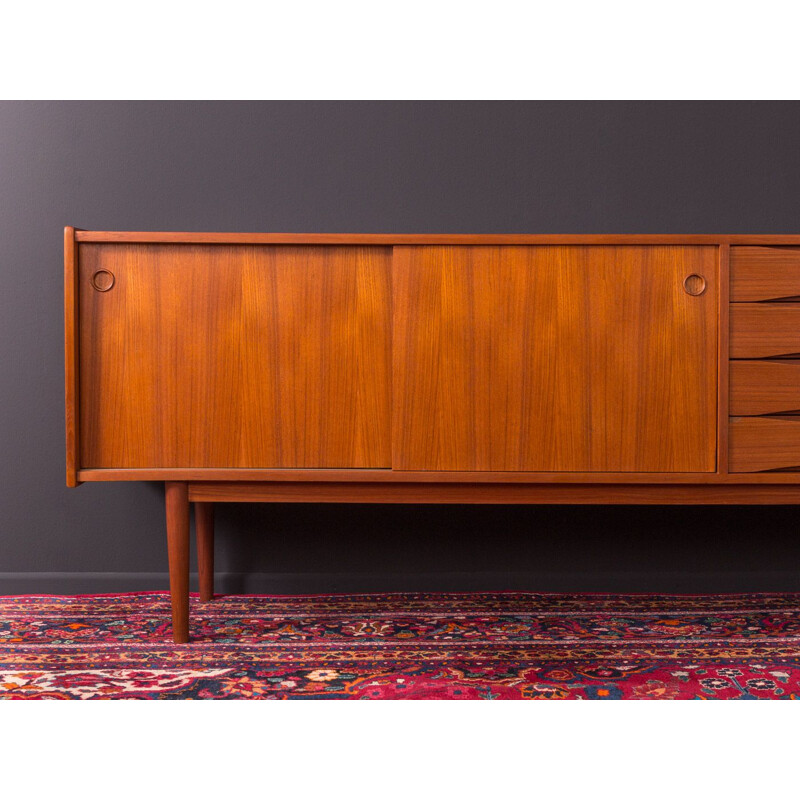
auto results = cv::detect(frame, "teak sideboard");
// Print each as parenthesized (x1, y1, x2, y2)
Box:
(65, 229, 800, 642)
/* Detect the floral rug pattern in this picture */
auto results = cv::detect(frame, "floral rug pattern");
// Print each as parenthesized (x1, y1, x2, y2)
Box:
(1, 592, 799, 699)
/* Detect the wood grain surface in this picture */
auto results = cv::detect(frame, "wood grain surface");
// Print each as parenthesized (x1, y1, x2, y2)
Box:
(730, 246, 800, 301)
(195, 502, 214, 602)
(729, 417, 800, 472)
(393, 245, 718, 472)
(74, 468, 800, 484)
(79, 244, 391, 468)
(730, 304, 800, 358)
(165, 482, 190, 643)
(66, 232, 800, 490)
(730, 360, 800, 415)
(186, 481, 800, 504)
(64, 227, 80, 487)
(717, 244, 731, 474)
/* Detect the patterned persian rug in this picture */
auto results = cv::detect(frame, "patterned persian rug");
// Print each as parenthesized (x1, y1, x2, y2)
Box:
(1, 592, 799, 699)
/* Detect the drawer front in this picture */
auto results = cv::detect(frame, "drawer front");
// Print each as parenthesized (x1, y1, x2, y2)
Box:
(730, 304, 800, 359)
(730, 417, 800, 472)
(730, 361, 800, 415)
(730, 246, 800, 301)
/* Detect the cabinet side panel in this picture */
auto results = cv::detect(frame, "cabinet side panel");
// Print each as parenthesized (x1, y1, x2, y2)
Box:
(393, 245, 718, 472)
(79, 244, 392, 468)
(64, 227, 80, 486)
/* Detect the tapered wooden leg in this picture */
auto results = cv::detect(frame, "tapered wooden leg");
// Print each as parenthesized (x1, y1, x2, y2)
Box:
(165, 481, 190, 644)
(195, 502, 215, 602)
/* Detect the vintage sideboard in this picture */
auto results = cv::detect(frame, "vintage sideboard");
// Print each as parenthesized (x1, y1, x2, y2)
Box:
(65, 229, 800, 642)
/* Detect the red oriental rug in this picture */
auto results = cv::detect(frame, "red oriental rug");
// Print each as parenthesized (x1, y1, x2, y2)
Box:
(1, 592, 799, 699)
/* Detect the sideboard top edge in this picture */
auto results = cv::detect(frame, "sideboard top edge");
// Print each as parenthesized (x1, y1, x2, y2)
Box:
(72, 231, 800, 246)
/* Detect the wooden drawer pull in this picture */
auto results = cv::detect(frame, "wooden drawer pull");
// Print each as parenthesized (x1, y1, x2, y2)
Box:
(91, 269, 115, 292)
(683, 273, 706, 296)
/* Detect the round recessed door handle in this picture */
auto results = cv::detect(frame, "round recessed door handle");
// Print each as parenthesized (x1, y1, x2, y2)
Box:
(91, 269, 115, 292)
(683, 273, 706, 296)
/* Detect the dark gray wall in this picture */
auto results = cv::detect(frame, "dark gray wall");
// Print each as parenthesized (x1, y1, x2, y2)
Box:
(2, 101, 800, 594)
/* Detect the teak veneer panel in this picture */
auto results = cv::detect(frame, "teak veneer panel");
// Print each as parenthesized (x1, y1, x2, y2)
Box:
(729, 417, 800, 473)
(79, 244, 392, 468)
(730, 304, 800, 359)
(730, 361, 800, 416)
(187, 481, 800, 505)
(64, 227, 80, 487)
(75, 468, 800, 484)
(393, 245, 718, 472)
(730, 246, 800, 301)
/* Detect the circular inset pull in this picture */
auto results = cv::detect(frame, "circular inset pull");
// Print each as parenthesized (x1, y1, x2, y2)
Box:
(683, 273, 706, 296)
(91, 269, 115, 292)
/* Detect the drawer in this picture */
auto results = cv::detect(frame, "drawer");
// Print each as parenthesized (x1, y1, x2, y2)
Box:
(730, 417, 800, 472)
(730, 304, 800, 359)
(730, 246, 800, 301)
(730, 360, 800, 415)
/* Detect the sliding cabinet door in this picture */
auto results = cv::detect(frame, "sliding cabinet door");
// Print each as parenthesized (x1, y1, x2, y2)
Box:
(393, 245, 717, 472)
(80, 244, 392, 468)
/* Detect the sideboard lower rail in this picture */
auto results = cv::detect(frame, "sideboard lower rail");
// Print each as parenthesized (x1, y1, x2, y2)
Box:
(78, 468, 800, 484)
(186, 482, 800, 504)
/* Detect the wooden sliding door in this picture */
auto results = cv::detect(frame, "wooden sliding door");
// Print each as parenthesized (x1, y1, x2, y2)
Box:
(79, 244, 392, 468)
(393, 245, 718, 472)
